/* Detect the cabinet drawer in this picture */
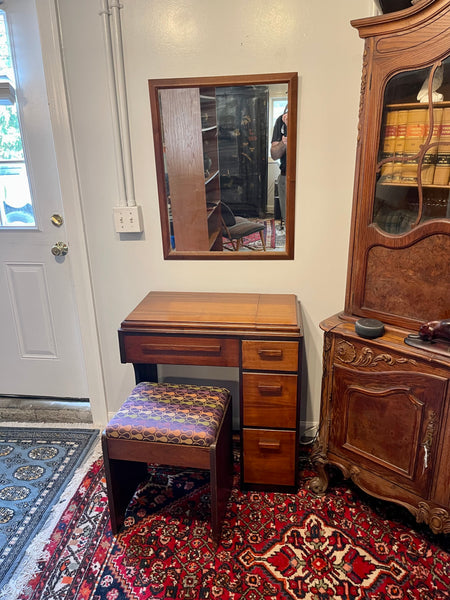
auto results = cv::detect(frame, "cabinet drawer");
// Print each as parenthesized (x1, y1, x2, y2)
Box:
(242, 373, 297, 428)
(242, 340, 299, 371)
(242, 429, 296, 486)
(120, 334, 239, 367)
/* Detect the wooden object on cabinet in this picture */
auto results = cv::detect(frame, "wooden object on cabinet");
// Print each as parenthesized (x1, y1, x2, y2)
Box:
(313, 0, 450, 535)
(159, 87, 222, 252)
(118, 291, 303, 490)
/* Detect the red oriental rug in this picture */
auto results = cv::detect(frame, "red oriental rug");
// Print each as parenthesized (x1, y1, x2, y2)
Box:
(17, 451, 449, 600)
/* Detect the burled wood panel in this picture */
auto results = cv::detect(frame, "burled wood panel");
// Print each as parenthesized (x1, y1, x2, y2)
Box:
(364, 234, 450, 321)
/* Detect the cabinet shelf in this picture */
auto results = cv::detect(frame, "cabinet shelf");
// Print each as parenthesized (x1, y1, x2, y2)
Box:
(205, 169, 219, 185)
(206, 200, 220, 213)
(208, 227, 221, 248)
(386, 100, 450, 110)
(202, 125, 217, 133)
(377, 181, 450, 188)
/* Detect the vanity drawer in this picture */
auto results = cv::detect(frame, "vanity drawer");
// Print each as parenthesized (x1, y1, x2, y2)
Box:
(120, 334, 240, 366)
(242, 428, 296, 486)
(242, 340, 299, 372)
(242, 373, 297, 428)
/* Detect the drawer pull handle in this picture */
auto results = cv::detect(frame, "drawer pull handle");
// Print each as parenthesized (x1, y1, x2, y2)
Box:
(258, 384, 283, 394)
(257, 349, 283, 359)
(258, 439, 281, 451)
(141, 343, 221, 355)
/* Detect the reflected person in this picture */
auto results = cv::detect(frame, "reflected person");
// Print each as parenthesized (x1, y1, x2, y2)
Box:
(270, 104, 288, 224)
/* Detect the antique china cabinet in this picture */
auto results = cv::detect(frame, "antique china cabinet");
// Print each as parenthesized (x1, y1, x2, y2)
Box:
(311, 0, 450, 534)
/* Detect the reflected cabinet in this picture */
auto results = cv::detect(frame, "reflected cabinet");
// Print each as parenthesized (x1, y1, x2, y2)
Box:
(313, 0, 450, 534)
(158, 86, 222, 252)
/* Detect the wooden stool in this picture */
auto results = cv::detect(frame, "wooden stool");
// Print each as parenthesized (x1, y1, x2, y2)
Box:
(102, 381, 233, 541)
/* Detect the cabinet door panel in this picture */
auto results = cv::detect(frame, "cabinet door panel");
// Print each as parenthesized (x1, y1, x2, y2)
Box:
(329, 365, 446, 497)
(433, 388, 450, 507)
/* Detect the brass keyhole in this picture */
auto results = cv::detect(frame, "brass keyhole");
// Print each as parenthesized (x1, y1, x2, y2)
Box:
(51, 214, 64, 227)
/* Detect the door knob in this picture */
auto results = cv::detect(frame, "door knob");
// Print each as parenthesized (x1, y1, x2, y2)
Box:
(51, 242, 69, 256)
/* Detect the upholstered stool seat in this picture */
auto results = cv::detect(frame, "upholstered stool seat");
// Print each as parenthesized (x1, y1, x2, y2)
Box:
(102, 382, 233, 541)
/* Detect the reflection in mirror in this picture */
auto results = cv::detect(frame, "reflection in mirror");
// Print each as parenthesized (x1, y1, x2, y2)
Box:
(148, 73, 297, 259)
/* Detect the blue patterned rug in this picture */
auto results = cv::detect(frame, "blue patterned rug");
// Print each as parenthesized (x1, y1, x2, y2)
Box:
(0, 427, 99, 588)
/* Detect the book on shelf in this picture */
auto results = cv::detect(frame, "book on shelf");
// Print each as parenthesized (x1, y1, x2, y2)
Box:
(379, 110, 398, 182)
(391, 110, 408, 182)
(421, 107, 443, 185)
(433, 106, 450, 185)
(401, 108, 427, 183)
(379, 105, 450, 187)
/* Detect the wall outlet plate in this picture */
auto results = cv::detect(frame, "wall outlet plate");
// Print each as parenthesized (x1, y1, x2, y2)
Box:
(113, 206, 143, 233)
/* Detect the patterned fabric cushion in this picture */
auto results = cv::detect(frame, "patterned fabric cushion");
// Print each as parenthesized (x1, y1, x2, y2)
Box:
(105, 382, 231, 447)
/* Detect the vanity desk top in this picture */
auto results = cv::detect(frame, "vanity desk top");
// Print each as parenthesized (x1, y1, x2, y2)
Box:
(119, 291, 302, 338)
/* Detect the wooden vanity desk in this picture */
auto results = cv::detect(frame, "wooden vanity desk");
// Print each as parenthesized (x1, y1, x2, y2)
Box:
(118, 291, 303, 490)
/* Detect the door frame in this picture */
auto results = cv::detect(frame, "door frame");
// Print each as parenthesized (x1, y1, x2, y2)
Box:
(36, 0, 107, 425)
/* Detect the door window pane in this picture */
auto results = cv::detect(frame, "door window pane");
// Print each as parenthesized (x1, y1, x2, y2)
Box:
(0, 10, 35, 227)
(374, 60, 450, 234)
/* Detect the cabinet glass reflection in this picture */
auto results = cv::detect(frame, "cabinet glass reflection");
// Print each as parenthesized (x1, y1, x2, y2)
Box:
(148, 73, 297, 259)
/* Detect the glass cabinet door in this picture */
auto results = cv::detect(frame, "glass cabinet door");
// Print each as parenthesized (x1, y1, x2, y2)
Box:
(374, 57, 450, 234)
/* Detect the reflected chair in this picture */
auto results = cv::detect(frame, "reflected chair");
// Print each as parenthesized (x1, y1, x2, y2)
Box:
(102, 381, 233, 542)
(221, 202, 266, 251)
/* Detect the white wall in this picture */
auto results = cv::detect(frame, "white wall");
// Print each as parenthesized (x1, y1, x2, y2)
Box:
(56, 0, 374, 426)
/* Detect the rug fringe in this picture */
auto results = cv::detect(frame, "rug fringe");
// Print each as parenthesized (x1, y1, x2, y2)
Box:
(0, 435, 102, 600)
(0, 421, 99, 429)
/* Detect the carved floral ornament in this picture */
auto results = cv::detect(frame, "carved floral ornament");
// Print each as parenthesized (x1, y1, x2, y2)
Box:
(416, 502, 450, 535)
(357, 48, 369, 142)
(335, 339, 417, 367)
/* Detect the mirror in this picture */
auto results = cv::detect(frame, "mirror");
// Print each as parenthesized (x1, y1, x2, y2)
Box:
(148, 73, 297, 259)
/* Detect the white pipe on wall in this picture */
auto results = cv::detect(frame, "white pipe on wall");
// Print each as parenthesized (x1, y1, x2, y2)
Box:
(99, 0, 127, 207)
(109, 0, 136, 207)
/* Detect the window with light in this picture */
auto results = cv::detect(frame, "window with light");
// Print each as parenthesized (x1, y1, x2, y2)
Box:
(0, 10, 35, 227)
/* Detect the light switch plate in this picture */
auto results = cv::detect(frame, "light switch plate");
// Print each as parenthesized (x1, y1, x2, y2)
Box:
(113, 206, 143, 233)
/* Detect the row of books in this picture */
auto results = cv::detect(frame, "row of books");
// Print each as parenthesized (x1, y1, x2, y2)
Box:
(379, 106, 450, 186)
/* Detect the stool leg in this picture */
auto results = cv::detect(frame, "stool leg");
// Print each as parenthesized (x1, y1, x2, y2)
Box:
(209, 399, 233, 542)
(102, 435, 148, 534)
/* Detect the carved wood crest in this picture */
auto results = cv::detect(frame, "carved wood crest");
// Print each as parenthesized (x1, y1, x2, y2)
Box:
(335, 339, 417, 367)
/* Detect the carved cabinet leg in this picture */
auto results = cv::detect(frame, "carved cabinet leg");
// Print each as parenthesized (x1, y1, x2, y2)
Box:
(415, 502, 450, 535)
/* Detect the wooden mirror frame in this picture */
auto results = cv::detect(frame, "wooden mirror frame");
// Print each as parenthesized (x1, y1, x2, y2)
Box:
(148, 73, 298, 260)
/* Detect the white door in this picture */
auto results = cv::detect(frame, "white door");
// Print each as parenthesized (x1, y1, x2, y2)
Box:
(0, 0, 88, 399)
